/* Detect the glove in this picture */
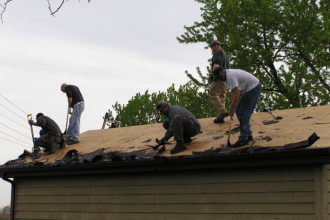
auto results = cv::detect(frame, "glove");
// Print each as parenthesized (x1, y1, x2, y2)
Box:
(156, 138, 166, 145)
(28, 120, 35, 125)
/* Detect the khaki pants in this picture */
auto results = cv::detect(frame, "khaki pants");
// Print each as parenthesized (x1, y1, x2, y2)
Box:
(209, 80, 227, 118)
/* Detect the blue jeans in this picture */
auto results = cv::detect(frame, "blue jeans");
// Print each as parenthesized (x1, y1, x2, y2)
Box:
(236, 83, 262, 141)
(67, 102, 84, 141)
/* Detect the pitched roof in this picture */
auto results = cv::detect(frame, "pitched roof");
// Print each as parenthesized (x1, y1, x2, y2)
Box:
(1, 105, 330, 176)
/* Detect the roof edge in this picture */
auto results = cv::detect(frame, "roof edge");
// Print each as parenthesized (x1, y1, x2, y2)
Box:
(1, 148, 330, 178)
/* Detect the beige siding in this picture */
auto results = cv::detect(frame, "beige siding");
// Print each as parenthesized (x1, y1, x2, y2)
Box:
(14, 165, 320, 220)
(325, 164, 330, 219)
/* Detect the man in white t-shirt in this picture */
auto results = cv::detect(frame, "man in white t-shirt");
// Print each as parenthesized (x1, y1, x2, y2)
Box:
(213, 67, 262, 148)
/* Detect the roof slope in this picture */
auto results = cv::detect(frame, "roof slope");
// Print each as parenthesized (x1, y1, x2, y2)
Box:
(11, 104, 329, 165)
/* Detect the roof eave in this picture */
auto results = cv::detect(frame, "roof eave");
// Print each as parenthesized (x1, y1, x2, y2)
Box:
(1, 148, 330, 178)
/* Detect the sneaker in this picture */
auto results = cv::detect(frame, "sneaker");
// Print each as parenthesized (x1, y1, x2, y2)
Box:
(170, 142, 187, 154)
(67, 139, 80, 145)
(231, 139, 250, 148)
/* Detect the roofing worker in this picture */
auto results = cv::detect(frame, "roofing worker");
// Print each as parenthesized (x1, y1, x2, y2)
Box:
(209, 40, 231, 123)
(61, 83, 84, 145)
(155, 101, 201, 154)
(213, 67, 262, 148)
(29, 113, 65, 154)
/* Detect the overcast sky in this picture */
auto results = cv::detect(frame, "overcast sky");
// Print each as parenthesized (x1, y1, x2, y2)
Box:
(0, 0, 211, 207)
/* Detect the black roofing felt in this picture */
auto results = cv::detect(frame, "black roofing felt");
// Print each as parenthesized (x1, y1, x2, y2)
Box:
(1, 132, 329, 178)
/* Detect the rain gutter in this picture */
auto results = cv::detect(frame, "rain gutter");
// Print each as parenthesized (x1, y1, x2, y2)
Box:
(1, 175, 15, 220)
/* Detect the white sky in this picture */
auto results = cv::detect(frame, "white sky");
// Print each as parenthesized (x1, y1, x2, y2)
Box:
(0, 0, 211, 208)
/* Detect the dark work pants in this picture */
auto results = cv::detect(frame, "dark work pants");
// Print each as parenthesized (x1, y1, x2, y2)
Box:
(35, 134, 62, 151)
(163, 116, 199, 143)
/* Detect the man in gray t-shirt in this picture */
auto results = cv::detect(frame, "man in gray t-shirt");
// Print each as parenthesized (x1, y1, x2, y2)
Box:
(155, 101, 201, 154)
(213, 67, 262, 148)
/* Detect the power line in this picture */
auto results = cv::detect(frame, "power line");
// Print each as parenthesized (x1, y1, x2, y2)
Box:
(0, 102, 27, 122)
(0, 112, 29, 130)
(0, 94, 28, 115)
(0, 94, 41, 147)
(0, 136, 30, 149)
(0, 94, 39, 133)
(0, 130, 32, 146)
(0, 121, 31, 140)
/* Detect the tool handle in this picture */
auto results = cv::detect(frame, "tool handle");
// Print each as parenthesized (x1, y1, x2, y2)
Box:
(27, 114, 35, 143)
(227, 119, 232, 143)
(101, 112, 109, 129)
(64, 106, 70, 133)
(102, 120, 107, 129)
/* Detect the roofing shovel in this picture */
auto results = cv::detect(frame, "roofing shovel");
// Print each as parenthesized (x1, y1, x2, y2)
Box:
(63, 106, 70, 135)
(27, 114, 35, 143)
(27, 114, 40, 158)
(263, 107, 283, 120)
(102, 112, 109, 129)
(226, 119, 232, 147)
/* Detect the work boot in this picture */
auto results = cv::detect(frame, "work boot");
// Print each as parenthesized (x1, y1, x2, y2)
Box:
(59, 138, 66, 149)
(67, 139, 80, 145)
(170, 141, 187, 154)
(231, 139, 249, 148)
(45, 144, 60, 155)
(183, 136, 192, 144)
(213, 112, 229, 124)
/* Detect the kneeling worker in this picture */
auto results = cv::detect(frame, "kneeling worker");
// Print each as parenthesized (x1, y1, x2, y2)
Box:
(213, 67, 262, 148)
(29, 113, 65, 154)
(155, 101, 201, 154)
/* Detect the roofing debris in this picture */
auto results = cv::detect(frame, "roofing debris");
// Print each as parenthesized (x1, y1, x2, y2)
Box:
(2, 132, 320, 168)
(1, 105, 330, 169)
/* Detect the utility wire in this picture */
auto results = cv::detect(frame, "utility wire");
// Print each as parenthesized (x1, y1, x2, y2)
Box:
(0, 112, 29, 129)
(0, 136, 30, 149)
(0, 94, 39, 134)
(0, 130, 32, 146)
(0, 121, 31, 140)
(0, 111, 39, 134)
(0, 94, 28, 115)
(0, 102, 27, 122)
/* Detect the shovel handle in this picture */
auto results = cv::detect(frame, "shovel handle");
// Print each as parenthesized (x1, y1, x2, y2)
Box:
(227, 119, 232, 146)
(64, 106, 70, 132)
(27, 114, 35, 142)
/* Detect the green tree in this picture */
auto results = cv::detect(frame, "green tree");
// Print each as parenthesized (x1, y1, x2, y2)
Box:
(178, 0, 329, 109)
(112, 82, 214, 127)
(0, 205, 10, 219)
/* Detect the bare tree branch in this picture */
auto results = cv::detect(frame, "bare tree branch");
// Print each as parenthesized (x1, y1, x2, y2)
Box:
(0, 0, 91, 21)
(47, 0, 65, 16)
(0, 0, 12, 23)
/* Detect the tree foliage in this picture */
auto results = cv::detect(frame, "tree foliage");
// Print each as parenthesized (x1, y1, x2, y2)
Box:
(110, 0, 329, 127)
(112, 82, 215, 127)
(178, 0, 330, 109)
(0, 205, 10, 218)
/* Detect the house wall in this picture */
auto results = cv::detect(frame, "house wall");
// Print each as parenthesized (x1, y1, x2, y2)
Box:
(325, 164, 330, 219)
(13, 164, 325, 220)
